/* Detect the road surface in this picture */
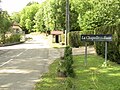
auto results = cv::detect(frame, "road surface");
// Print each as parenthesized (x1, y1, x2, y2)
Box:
(0, 34, 63, 90)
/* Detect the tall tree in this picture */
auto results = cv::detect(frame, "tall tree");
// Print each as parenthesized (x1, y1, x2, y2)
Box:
(11, 12, 20, 23)
(14, 0, 120, 33)
(26, 1, 39, 6)
(0, 11, 12, 43)
(74, 0, 120, 30)
(69, 0, 80, 31)
(20, 3, 40, 33)
(50, 0, 66, 30)
(34, 2, 47, 32)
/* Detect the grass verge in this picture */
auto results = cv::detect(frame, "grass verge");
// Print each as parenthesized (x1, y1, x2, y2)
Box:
(35, 55, 120, 90)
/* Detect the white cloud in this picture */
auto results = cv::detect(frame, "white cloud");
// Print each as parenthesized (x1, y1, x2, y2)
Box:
(1, 0, 45, 14)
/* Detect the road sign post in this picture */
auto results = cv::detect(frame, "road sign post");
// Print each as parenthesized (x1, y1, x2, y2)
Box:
(105, 41, 107, 65)
(81, 34, 112, 66)
(85, 42, 87, 66)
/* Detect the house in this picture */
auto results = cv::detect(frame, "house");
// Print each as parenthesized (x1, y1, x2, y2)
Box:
(12, 24, 22, 33)
(51, 31, 63, 43)
(11, 23, 25, 42)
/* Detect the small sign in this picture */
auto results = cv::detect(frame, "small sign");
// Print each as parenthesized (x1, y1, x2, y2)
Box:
(81, 34, 112, 66)
(81, 34, 112, 42)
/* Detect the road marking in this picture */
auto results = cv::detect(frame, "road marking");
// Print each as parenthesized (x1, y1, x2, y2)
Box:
(16, 49, 28, 57)
(0, 49, 28, 67)
(0, 59, 13, 67)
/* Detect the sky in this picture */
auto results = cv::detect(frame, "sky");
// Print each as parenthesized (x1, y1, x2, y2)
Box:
(0, 0, 45, 14)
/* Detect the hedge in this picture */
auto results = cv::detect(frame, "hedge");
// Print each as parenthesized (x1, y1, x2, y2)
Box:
(57, 46, 75, 77)
(95, 24, 120, 64)
(69, 30, 94, 47)
(69, 31, 80, 47)
(0, 34, 21, 44)
(5, 34, 21, 43)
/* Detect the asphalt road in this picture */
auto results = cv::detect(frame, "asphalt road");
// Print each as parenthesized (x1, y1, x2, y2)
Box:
(0, 34, 63, 90)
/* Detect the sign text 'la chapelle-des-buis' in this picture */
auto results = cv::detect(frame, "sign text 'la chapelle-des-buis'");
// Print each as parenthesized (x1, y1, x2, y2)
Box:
(81, 34, 112, 42)
(81, 34, 112, 66)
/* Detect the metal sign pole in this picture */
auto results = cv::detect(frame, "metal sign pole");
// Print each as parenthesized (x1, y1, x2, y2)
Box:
(85, 42, 87, 66)
(105, 42, 107, 64)
(66, 0, 70, 45)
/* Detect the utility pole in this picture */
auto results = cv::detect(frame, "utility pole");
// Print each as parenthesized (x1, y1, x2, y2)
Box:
(66, 0, 70, 45)
(55, 0, 57, 30)
(0, 0, 2, 14)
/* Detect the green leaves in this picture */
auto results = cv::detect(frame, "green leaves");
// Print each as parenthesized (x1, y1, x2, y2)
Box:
(11, 12, 20, 23)
(50, 0, 66, 30)
(11, 0, 120, 33)
(70, 0, 120, 31)
(0, 11, 12, 44)
(0, 11, 11, 33)
(18, 3, 40, 33)
(57, 46, 75, 77)
(82, 0, 120, 30)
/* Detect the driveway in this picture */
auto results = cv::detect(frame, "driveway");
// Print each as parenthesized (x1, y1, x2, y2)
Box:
(0, 34, 95, 90)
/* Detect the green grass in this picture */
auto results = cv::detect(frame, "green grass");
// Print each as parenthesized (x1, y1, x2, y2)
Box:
(35, 55, 120, 90)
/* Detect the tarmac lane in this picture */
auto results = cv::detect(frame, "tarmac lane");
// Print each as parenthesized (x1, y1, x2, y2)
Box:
(0, 34, 54, 90)
(0, 48, 52, 90)
(0, 49, 27, 67)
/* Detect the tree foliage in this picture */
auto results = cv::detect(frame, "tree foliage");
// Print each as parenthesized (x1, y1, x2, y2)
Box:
(57, 46, 75, 77)
(33, 2, 46, 32)
(0, 11, 11, 33)
(11, 0, 120, 33)
(0, 11, 12, 43)
(75, 0, 120, 30)
(11, 12, 20, 23)
(19, 3, 40, 32)
(50, 0, 66, 30)
(26, 1, 39, 6)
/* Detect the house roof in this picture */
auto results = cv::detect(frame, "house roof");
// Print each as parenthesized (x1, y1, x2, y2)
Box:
(51, 31, 63, 35)
(12, 25, 22, 31)
(12, 25, 20, 29)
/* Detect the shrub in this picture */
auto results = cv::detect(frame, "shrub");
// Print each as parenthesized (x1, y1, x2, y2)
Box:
(65, 77, 75, 89)
(69, 31, 80, 48)
(95, 24, 120, 64)
(5, 34, 21, 43)
(57, 46, 75, 77)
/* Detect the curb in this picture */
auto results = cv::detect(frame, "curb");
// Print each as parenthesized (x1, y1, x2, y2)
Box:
(0, 42, 25, 47)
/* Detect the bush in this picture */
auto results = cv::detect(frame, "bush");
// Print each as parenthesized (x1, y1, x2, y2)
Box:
(57, 46, 75, 77)
(95, 24, 120, 64)
(5, 34, 21, 43)
(69, 30, 94, 47)
(69, 31, 80, 48)
(65, 77, 75, 89)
